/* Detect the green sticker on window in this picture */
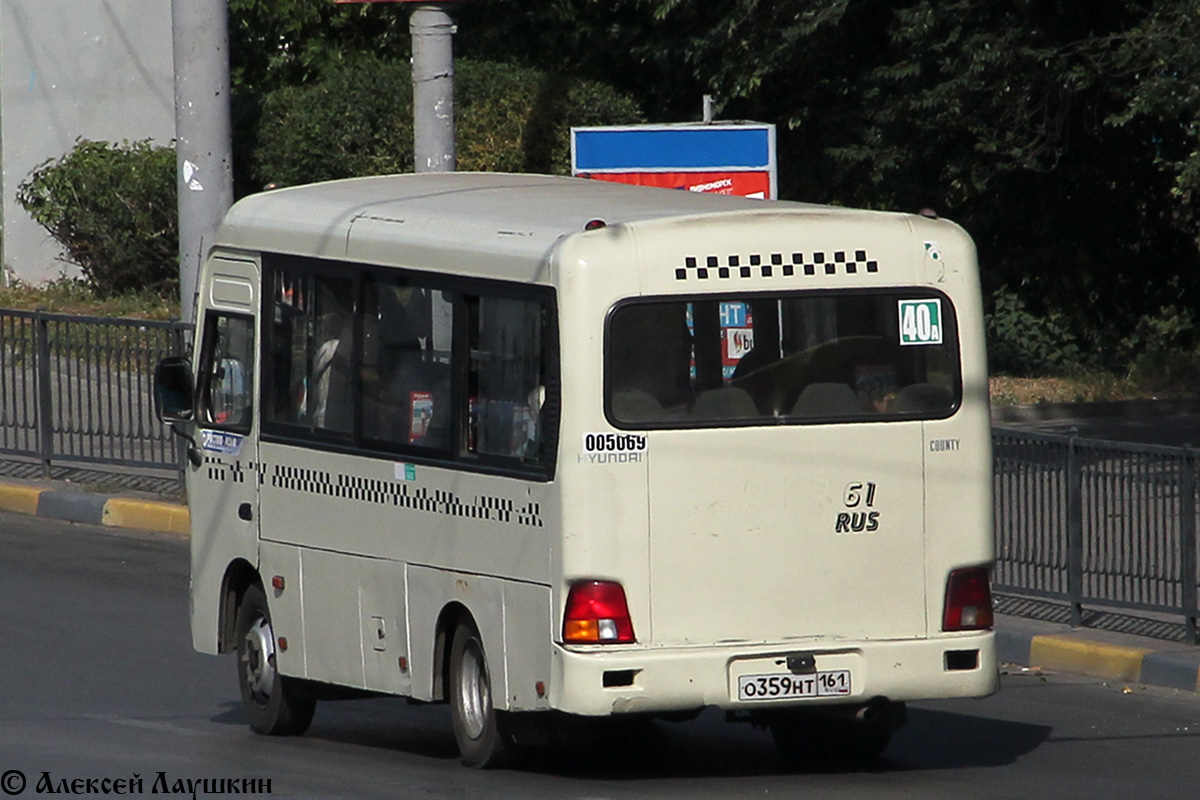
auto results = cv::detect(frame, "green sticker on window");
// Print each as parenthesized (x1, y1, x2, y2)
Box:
(898, 299, 943, 346)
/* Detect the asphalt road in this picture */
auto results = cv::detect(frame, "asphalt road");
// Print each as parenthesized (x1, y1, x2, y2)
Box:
(2, 513, 1200, 798)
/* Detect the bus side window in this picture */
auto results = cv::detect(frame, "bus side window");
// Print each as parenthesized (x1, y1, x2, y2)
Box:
(468, 295, 545, 461)
(361, 277, 454, 452)
(197, 313, 254, 432)
(312, 282, 354, 432)
(608, 302, 693, 421)
(265, 271, 354, 435)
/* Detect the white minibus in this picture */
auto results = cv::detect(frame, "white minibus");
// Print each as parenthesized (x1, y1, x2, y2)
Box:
(156, 172, 997, 768)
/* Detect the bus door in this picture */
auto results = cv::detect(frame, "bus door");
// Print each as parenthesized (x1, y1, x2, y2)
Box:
(191, 258, 262, 570)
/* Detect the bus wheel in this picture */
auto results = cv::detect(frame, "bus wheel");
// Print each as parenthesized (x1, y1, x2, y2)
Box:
(449, 621, 521, 768)
(235, 584, 316, 736)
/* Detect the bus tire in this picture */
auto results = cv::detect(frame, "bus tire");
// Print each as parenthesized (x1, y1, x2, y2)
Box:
(235, 584, 316, 736)
(449, 621, 520, 768)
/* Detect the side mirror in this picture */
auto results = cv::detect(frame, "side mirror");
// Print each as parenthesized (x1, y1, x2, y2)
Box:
(154, 356, 195, 423)
(155, 357, 203, 468)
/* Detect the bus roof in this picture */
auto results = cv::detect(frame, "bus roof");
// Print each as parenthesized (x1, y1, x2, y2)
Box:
(214, 172, 911, 279)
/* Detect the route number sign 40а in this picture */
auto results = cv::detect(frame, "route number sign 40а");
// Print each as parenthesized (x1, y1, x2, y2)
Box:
(898, 299, 943, 346)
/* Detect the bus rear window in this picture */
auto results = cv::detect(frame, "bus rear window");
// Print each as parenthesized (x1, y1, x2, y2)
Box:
(606, 291, 961, 427)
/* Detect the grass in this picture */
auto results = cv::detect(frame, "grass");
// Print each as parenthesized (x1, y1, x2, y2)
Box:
(990, 366, 1200, 406)
(0, 277, 180, 320)
(987, 374, 1147, 406)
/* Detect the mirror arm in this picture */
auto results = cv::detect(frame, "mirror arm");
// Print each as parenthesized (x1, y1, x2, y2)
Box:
(169, 422, 204, 468)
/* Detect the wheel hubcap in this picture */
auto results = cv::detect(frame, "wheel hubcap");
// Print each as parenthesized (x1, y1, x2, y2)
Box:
(242, 614, 276, 705)
(458, 639, 489, 740)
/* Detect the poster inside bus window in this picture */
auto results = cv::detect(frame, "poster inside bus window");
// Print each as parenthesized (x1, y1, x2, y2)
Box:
(686, 302, 755, 380)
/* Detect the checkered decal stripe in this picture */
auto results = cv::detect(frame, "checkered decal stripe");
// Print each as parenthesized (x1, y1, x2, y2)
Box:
(266, 464, 544, 528)
(674, 250, 879, 281)
(205, 456, 251, 484)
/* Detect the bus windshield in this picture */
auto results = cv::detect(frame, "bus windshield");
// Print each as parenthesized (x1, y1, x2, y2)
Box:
(606, 290, 961, 427)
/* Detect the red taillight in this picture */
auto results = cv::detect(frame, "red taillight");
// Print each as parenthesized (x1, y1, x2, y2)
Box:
(943, 567, 994, 631)
(563, 581, 635, 644)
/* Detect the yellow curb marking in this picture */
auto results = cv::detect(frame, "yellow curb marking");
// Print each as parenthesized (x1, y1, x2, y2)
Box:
(102, 498, 190, 537)
(0, 484, 45, 516)
(1030, 634, 1152, 683)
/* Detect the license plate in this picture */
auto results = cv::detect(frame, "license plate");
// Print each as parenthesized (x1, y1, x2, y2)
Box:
(737, 669, 852, 702)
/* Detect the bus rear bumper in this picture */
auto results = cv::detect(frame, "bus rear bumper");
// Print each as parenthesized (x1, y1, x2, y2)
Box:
(546, 631, 997, 717)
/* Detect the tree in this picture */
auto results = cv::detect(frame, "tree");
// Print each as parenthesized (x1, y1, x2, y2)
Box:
(251, 57, 642, 188)
(216, 0, 1200, 372)
(458, 1, 1200, 368)
(228, 0, 408, 91)
(1107, 2, 1200, 240)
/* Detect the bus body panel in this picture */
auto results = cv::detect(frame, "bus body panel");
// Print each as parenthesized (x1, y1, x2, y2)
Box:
(299, 547, 368, 687)
(500, 579, 556, 711)
(403, 566, 553, 710)
(644, 425, 928, 646)
(550, 232, 655, 640)
(357, 556, 412, 696)
(405, 564, 506, 702)
(256, 443, 554, 583)
(550, 631, 997, 717)
(915, 226, 995, 629)
(257, 541, 306, 676)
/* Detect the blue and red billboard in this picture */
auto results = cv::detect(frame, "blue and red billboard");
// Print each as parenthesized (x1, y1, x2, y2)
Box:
(571, 123, 777, 199)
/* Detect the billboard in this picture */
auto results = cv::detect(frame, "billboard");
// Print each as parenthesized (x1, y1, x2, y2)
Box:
(571, 123, 777, 199)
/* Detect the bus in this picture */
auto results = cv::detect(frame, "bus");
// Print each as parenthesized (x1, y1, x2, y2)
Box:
(155, 172, 997, 768)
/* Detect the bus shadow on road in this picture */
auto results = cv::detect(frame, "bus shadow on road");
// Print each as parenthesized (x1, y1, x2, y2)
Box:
(518, 708, 1048, 778)
(505, 707, 1050, 778)
(882, 707, 1050, 772)
(209, 699, 1048, 777)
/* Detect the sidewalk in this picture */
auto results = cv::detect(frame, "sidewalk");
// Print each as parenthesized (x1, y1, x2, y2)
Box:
(0, 473, 189, 537)
(996, 610, 1200, 693)
(2, 471, 1199, 696)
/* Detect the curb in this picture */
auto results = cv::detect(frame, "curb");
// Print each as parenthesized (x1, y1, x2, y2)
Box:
(996, 624, 1200, 693)
(0, 482, 189, 537)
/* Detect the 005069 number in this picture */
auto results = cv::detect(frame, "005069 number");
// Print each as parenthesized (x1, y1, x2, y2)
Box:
(582, 432, 647, 453)
(737, 669, 852, 701)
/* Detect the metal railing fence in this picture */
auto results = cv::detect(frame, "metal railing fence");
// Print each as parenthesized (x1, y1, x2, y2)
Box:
(0, 309, 191, 475)
(993, 427, 1200, 642)
(2, 307, 1199, 640)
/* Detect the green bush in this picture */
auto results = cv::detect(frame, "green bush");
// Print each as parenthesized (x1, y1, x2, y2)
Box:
(16, 139, 178, 297)
(252, 57, 643, 187)
(1118, 305, 1200, 392)
(15, 62, 639, 299)
(985, 287, 1083, 376)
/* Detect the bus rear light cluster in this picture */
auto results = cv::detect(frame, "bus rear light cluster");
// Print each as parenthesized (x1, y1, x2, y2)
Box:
(563, 580, 636, 643)
(942, 567, 994, 632)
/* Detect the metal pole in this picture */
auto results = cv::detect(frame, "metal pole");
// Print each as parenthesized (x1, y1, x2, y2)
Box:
(410, 4, 456, 173)
(1181, 447, 1198, 643)
(172, 0, 234, 324)
(35, 310, 53, 477)
(1067, 429, 1084, 626)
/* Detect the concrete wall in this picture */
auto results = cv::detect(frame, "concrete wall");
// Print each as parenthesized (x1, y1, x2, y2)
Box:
(1, 0, 174, 284)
